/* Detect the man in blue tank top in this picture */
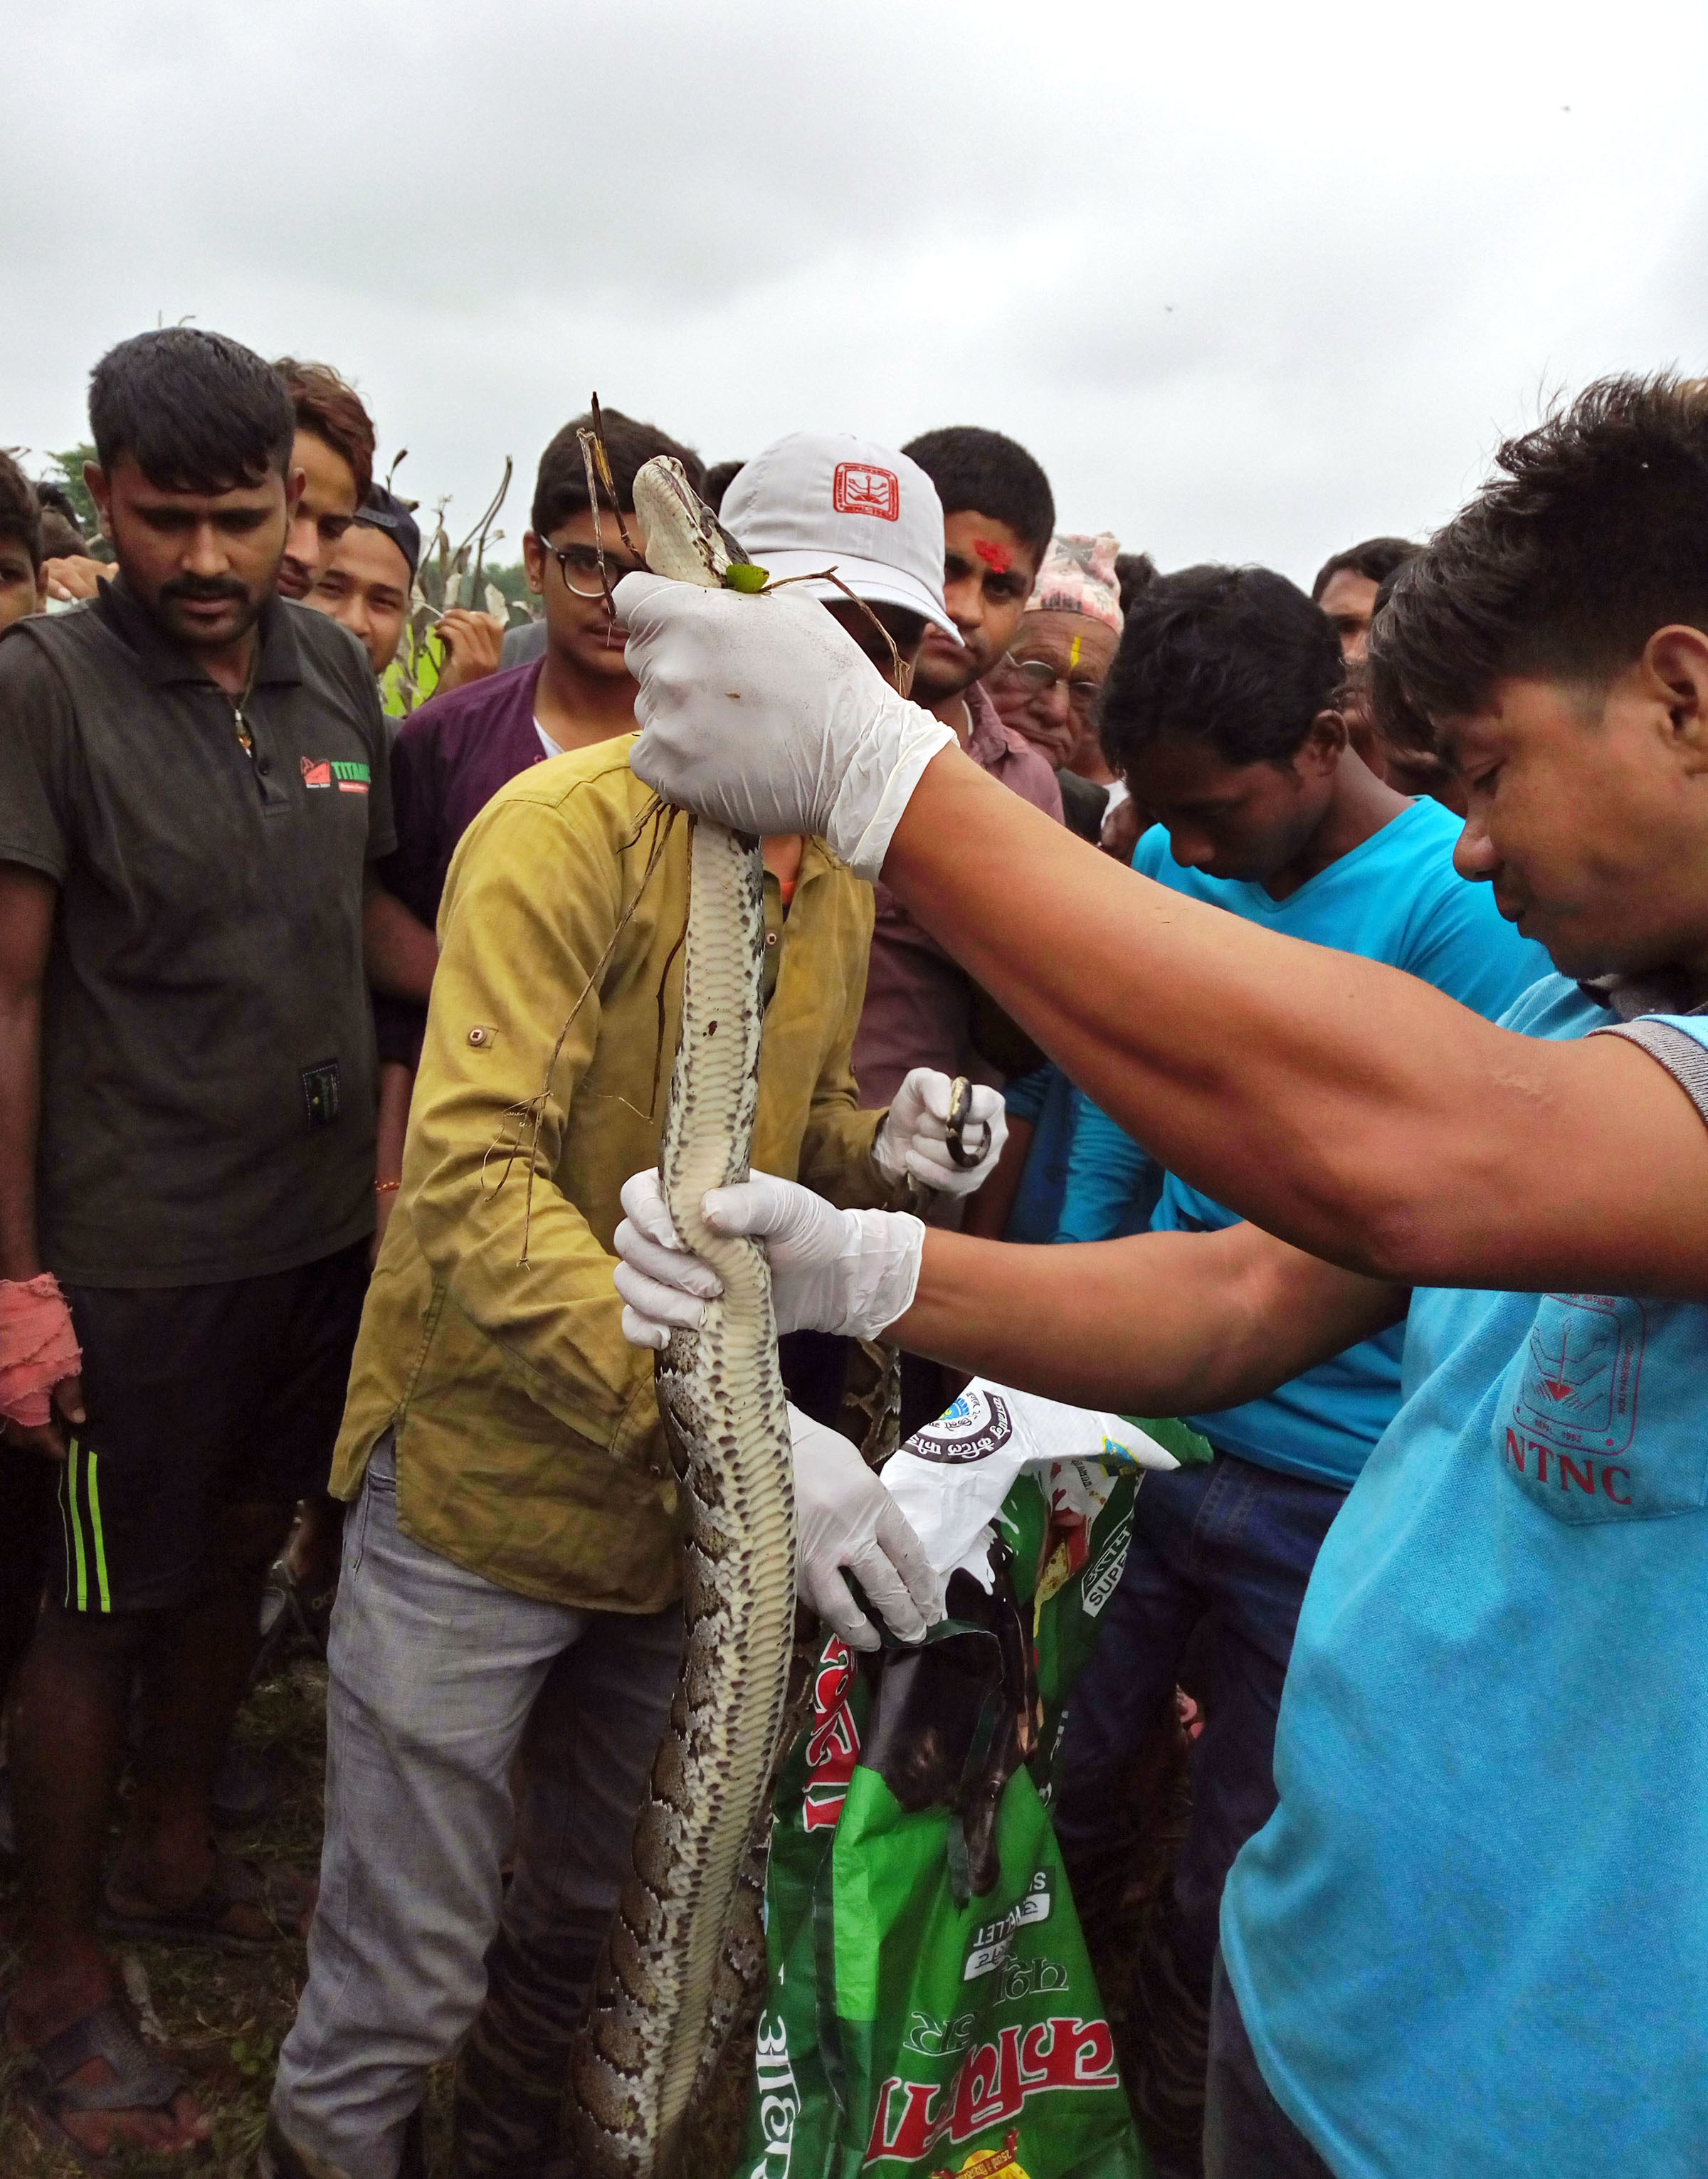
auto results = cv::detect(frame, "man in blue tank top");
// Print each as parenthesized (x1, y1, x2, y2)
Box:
(608, 371, 1708, 2178)
(1049, 564, 1549, 2175)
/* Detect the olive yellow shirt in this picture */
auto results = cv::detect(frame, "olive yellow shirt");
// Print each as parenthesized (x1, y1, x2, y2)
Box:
(332, 735, 895, 1612)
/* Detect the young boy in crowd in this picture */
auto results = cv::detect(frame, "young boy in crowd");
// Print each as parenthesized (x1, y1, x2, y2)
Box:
(613, 371, 1708, 2179)
(361, 408, 707, 1250)
(1309, 533, 1416, 661)
(1047, 563, 1549, 2173)
(0, 327, 394, 2167)
(262, 431, 996, 2179)
(272, 357, 374, 603)
(32, 482, 88, 570)
(309, 485, 420, 678)
(0, 453, 47, 631)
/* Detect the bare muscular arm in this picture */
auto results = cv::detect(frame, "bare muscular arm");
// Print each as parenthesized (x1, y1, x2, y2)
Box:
(882, 753, 1708, 1299)
(893, 1218, 1406, 1417)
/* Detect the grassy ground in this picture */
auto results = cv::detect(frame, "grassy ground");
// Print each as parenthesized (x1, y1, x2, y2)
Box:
(0, 1642, 1173, 2179)
(0, 1650, 463, 2178)
(0, 1640, 756, 2178)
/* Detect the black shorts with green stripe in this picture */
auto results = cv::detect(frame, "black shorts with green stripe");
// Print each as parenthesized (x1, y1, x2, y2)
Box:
(56, 1243, 369, 1617)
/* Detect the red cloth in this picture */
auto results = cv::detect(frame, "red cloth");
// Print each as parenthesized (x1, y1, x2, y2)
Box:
(0, 1273, 82, 1427)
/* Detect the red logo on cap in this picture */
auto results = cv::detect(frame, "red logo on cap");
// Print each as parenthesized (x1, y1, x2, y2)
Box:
(833, 462, 900, 521)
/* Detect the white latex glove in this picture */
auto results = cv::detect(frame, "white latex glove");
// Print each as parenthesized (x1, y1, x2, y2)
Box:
(616, 572, 956, 880)
(790, 1405, 943, 1650)
(613, 1168, 924, 1346)
(873, 1068, 1008, 1198)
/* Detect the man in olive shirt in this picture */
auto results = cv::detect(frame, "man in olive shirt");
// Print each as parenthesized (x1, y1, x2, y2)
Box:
(0, 329, 393, 2165)
(266, 438, 993, 2179)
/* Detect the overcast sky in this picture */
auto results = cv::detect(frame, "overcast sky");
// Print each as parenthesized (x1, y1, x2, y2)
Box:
(6, 1, 1707, 585)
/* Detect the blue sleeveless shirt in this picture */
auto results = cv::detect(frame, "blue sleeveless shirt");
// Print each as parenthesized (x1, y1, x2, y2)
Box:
(1222, 977, 1708, 2177)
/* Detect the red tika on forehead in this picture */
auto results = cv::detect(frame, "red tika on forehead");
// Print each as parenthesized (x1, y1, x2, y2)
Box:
(974, 537, 1013, 573)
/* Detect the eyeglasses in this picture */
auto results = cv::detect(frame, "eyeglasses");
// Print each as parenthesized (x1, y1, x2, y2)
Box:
(541, 539, 650, 598)
(1008, 657, 1102, 706)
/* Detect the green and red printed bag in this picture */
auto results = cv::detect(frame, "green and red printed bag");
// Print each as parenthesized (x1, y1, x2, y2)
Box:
(734, 1441, 1156, 2179)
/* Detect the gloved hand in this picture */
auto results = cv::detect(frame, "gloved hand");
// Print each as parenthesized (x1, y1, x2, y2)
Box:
(615, 572, 957, 880)
(873, 1068, 1008, 1198)
(613, 1168, 924, 1346)
(790, 1405, 943, 1650)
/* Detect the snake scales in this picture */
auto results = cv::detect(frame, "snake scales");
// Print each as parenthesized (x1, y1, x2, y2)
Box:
(566, 459, 799, 2178)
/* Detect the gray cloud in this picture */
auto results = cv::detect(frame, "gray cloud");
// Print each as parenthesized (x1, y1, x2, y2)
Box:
(6, 0, 1707, 584)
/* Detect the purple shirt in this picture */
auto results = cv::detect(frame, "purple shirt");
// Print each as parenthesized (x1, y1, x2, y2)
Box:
(374, 660, 551, 1065)
(852, 680, 1064, 1109)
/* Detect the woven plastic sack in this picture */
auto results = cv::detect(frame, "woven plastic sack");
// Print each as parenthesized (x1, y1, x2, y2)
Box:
(732, 1444, 1154, 2179)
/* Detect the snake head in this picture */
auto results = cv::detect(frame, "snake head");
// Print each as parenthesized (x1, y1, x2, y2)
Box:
(633, 455, 752, 591)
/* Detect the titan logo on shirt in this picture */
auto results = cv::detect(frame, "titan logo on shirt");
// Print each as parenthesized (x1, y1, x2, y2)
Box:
(300, 756, 371, 795)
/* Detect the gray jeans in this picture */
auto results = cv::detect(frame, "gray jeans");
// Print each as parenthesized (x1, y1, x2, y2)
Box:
(270, 1433, 682, 2179)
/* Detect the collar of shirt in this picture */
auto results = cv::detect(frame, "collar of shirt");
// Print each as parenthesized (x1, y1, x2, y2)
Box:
(961, 677, 1008, 767)
(962, 675, 1046, 775)
(1577, 968, 1708, 1020)
(95, 571, 304, 692)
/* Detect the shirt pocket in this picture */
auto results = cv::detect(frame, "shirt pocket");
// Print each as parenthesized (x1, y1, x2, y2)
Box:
(1492, 1293, 1708, 1524)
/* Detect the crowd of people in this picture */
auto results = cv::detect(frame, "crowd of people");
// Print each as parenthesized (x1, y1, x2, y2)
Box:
(0, 324, 1702, 2179)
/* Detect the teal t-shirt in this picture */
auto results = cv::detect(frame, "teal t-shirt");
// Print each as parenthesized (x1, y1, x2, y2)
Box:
(1054, 1092, 1161, 1242)
(1222, 978, 1708, 2177)
(1136, 799, 1552, 1487)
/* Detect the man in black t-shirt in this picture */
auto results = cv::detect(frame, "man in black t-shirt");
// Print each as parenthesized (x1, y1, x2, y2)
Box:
(0, 329, 394, 2166)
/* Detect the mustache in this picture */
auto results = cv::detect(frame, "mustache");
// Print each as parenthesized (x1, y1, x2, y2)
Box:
(159, 575, 250, 605)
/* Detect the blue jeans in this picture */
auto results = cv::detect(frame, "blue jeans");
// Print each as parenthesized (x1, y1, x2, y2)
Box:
(270, 1434, 682, 2179)
(1204, 1951, 1335, 2178)
(1054, 1448, 1345, 2173)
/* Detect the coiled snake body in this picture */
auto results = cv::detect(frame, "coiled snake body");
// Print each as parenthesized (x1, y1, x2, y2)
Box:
(566, 460, 798, 2177)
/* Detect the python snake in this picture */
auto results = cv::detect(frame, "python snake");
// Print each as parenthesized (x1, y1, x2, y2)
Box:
(566, 459, 799, 2178)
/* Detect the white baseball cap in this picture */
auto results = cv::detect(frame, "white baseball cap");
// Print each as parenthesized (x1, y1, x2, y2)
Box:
(720, 433, 959, 640)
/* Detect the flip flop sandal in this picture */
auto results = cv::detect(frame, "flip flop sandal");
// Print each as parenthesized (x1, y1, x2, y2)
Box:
(99, 1845, 315, 1954)
(10, 1995, 191, 2174)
